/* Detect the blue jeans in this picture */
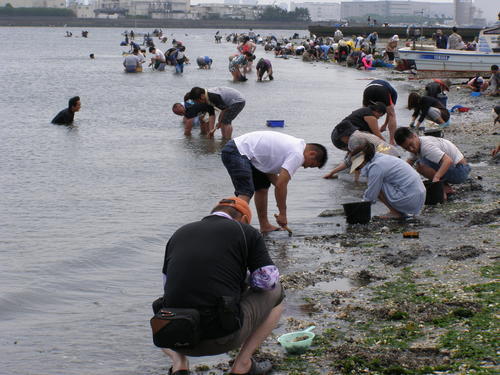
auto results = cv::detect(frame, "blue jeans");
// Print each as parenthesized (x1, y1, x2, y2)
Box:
(221, 140, 270, 198)
(419, 157, 471, 184)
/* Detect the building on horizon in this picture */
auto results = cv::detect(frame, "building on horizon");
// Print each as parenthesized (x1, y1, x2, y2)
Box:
(0, 0, 65, 7)
(340, 1, 454, 21)
(291, 1, 340, 22)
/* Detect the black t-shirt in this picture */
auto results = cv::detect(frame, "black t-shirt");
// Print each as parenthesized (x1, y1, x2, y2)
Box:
(184, 103, 215, 119)
(343, 107, 375, 133)
(162, 215, 273, 308)
(414, 96, 449, 123)
(51, 108, 74, 125)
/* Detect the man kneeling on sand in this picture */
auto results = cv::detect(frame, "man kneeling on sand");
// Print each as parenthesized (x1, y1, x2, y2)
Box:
(395, 127, 471, 199)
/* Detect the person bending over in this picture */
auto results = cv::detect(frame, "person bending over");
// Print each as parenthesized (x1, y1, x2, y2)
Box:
(196, 56, 213, 69)
(362, 79, 398, 145)
(350, 142, 426, 219)
(256, 58, 273, 81)
(172, 101, 215, 136)
(52, 96, 81, 125)
(229, 52, 254, 82)
(221, 131, 327, 232)
(395, 127, 471, 199)
(325, 120, 399, 179)
(341, 102, 387, 141)
(185, 86, 245, 139)
(149, 46, 166, 71)
(153, 197, 283, 375)
(407, 93, 450, 130)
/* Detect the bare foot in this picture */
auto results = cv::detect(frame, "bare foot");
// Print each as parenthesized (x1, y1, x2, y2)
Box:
(376, 212, 402, 220)
(260, 225, 283, 233)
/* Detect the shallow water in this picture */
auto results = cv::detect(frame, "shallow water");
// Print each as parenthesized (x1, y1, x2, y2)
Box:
(0, 27, 412, 374)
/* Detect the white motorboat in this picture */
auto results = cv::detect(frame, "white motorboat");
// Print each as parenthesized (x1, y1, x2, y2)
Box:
(398, 26, 500, 77)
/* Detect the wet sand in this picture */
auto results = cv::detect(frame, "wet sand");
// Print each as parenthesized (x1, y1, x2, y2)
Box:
(196, 68, 500, 374)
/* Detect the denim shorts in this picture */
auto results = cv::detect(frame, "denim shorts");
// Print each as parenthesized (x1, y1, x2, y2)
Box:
(221, 140, 271, 198)
(418, 157, 471, 184)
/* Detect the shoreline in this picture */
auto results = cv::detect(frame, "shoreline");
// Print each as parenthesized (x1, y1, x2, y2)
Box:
(0, 16, 309, 29)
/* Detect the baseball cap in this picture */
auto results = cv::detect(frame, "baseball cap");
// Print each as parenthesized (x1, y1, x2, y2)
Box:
(217, 197, 252, 222)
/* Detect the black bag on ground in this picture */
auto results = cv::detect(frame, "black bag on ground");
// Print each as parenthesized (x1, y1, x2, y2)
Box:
(150, 306, 201, 349)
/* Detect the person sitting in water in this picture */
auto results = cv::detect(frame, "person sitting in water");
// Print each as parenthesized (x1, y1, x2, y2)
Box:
(184, 86, 246, 139)
(349, 142, 426, 219)
(407, 93, 450, 130)
(325, 120, 400, 179)
(172, 101, 215, 136)
(52, 96, 81, 125)
(256, 58, 273, 81)
(149, 46, 166, 71)
(153, 197, 284, 375)
(362, 79, 398, 145)
(229, 52, 254, 82)
(341, 102, 388, 141)
(123, 48, 145, 73)
(395, 127, 471, 200)
(196, 56, 213, 69)
(221, 131, 328, 232)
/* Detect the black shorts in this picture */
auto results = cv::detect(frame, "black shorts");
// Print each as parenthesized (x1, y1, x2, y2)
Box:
(363, 85, 393, 107)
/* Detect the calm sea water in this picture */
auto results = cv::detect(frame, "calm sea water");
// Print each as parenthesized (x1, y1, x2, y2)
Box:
(0, 27, 412, 374)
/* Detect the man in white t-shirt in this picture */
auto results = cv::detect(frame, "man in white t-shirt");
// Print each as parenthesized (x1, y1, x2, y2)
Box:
(395, 127, 471, 197)
(149, 46, 166, 71)
(221, 131, 328, 232)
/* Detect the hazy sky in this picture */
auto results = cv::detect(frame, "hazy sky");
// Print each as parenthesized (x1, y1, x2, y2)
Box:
(190, 0, 499, 23)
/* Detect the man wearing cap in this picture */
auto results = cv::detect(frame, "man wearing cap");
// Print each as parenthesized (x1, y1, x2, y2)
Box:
(221, 131, 328, 233)
(153, 197, 283, 375)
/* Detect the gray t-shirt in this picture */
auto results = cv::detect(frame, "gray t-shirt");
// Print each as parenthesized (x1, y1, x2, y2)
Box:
(124, 54, 141, 67)
(208, 87, 245, 107)
(410, 136, 464, 165)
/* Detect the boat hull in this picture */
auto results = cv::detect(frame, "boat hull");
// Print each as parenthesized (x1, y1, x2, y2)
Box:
(398, 47, 500, 73)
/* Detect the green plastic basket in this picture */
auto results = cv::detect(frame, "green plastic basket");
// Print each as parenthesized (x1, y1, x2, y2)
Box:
(277, 326, 315, 354)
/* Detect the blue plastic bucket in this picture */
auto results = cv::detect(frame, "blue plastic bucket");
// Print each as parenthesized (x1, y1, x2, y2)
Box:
(267, 120, 285, 127)
(470, 91, 481, 97)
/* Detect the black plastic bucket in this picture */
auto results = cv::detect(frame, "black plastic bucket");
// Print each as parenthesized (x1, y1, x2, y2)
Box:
(424, 180, 444, 205)
(424, 129, 443, 138)
(342, 201, 371, 224)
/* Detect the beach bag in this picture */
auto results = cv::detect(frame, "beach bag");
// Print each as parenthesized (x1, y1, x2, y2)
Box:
(150, 307, 201, 349)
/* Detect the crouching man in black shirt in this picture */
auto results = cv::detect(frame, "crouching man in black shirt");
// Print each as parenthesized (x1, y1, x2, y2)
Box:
(154, 197, 284, 375)
(51, 96, 81, 125)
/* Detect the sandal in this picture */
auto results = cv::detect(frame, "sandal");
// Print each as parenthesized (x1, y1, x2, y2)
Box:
(229, 358, 272, 375)
(168, 367, 190, 375)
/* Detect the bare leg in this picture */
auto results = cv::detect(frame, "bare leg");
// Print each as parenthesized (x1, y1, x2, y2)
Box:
(230, 303, 284, 374)
(415, 163, 437, 180)
(386, 105, 397, 145)
(199, 120, 209, 135)
(231, 70, 241, 82)
(161, 349, 189, 373)
(254, 189, 280, 232)
(220, 123, 233, 139)
(378, 191, 403, 218)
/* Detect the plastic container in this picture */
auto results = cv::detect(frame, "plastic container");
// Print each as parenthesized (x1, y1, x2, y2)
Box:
(277, 326, 315, 354)
(470, 91, 481, 97)
(342, 201, 371, 224)
(266, 120, 285, 128)
(424, 129, 443, 138)
(424, 180, 444, 205)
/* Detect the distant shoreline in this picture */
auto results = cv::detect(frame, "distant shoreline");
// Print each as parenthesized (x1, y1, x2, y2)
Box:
(0, 16, 310, 30)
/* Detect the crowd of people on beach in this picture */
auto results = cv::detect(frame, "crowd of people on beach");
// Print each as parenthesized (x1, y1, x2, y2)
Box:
(50, 27, 500, 375)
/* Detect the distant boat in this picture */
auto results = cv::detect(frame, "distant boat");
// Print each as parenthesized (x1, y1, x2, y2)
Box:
(398, 26, 500, 77)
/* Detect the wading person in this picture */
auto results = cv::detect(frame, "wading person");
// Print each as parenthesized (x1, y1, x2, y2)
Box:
(229, 52, 254, 82)
(350, 142, 426, 219)
(51, 96, 81, 125)
(196, 56, 213, 69)
(184, 86, 245, 139)
(362, 79, 398, 145)
(149, 46, 166, 71)
(172, 101, 215, 136)
(407, 92, 450, 130)
(221, 131, 327, 232)
(256, 58, 273, 81)
(395, 127, 471, 199)
(123, 48, 144, 73)
(152, 197, 284, 375)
